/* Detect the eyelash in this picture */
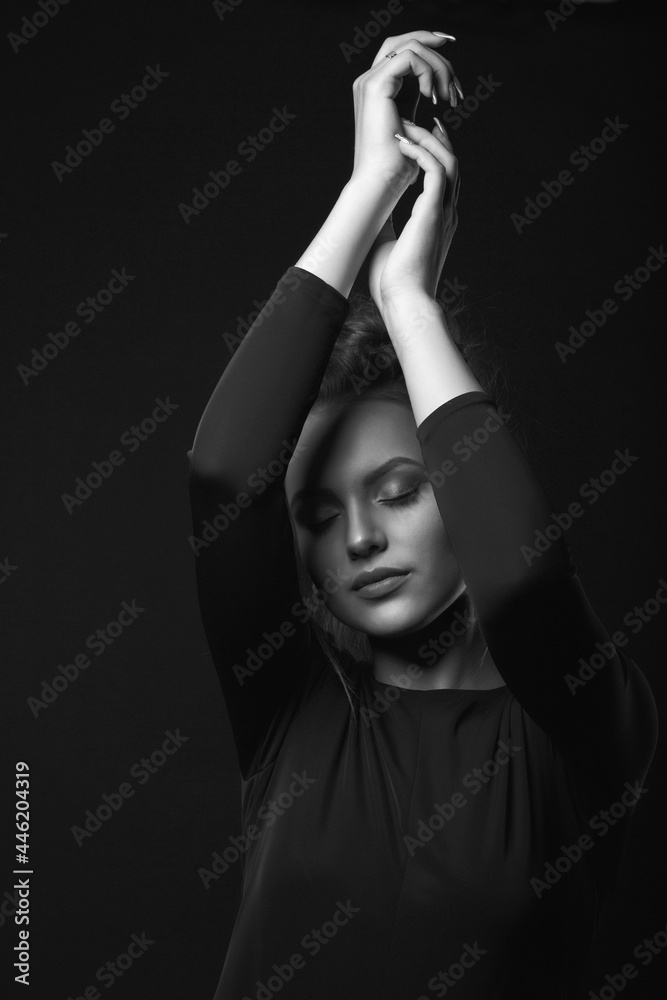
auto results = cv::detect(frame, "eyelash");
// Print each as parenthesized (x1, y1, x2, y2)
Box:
(308, 485, 422, 536)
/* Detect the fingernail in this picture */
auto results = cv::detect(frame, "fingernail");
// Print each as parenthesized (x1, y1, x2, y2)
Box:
(448, 81, 457, 107)
(394, 133, 415, 145)
(400, 118, 416, 127)
(432, 32, 456, 40)
(433, 116, 447, 136)
(454, 76, 464, 100)
(432, 85, 438, 105)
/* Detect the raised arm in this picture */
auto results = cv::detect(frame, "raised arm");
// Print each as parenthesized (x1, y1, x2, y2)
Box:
(188, 30, 461, 778)
(366, 84, 657, 808)
(188, 252, 356, 780)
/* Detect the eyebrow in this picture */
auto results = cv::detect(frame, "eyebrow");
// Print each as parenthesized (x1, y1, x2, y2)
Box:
(289, 457, 425, 508)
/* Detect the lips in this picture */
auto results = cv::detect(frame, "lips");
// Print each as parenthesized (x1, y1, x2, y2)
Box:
(351, 566, 409, 591)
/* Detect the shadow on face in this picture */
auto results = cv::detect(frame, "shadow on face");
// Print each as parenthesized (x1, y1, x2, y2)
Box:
(284, 396, 465, 638)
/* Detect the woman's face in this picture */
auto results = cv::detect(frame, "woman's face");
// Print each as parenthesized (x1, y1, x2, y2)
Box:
(284, 396, 465, 638)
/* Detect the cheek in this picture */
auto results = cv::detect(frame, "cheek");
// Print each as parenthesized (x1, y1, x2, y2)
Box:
(296, 530, 340, 589)
(413, 493, 453, 555)
(410, 500, 462, 599)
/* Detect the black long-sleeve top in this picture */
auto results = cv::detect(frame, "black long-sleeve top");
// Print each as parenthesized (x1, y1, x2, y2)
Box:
(187, 266, 657, 1000)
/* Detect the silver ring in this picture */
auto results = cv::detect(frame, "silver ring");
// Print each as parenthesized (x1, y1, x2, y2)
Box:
(385, 50, 397, 59)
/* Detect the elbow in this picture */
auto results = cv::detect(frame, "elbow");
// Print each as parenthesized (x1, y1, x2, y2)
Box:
(188, 452, 213, 483)
(187, 447, 229, 490)
(469, 558, 577, 632)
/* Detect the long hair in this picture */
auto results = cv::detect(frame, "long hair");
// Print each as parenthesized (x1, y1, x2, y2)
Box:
(289, 285, 510, 722)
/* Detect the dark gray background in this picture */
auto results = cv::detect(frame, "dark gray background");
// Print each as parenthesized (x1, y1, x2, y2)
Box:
(3, 1, 666, 997)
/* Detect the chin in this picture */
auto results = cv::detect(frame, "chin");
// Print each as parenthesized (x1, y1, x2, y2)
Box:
(330, 597, 446, 640)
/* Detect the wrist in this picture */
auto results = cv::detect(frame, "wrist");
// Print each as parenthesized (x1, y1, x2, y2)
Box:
(380, 293, 445, 357)
(347, 169, 406, 212)
(381, 289, 440, 321)
(294, 174, 401, 298)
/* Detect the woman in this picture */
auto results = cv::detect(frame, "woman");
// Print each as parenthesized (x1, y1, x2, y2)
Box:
(188, 30, 657, 1000)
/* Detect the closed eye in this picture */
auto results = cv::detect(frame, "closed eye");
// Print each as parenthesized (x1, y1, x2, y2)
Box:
(307, 484, 423, 535)
(380, 486, 421, 506)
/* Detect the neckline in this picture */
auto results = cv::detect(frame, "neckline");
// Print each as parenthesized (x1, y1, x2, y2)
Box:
(365, 667, 508, 697)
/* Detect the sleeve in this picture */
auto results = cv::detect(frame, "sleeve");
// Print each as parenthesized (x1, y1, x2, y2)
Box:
(416, 391, 658, 808)
(188, 266, 350, 779)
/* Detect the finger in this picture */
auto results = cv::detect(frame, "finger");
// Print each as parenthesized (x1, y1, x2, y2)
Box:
(371, 40, 456, 106)
(366, 44, 454, 105)
(399, 121, 458, 196)
(430, 119, 461, 206)
(431, 116, 453, 152)
(371, 30, 455, 67)
(398, 133, 459, 219)
(385, 41, 457, 83)
(395, 139, 450, 206)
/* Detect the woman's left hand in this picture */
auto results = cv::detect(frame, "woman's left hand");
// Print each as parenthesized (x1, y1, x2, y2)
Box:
(368, 120, 460, 311)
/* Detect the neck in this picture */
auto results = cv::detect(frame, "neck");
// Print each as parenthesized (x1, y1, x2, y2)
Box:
(369, 593, 505, 691)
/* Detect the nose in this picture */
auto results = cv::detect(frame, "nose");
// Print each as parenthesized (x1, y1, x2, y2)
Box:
(345, 503, 387, 560)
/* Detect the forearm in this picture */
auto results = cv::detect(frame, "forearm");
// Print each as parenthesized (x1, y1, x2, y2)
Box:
(382, 294, 483, 426)
(294, 174, 401, 298)
(189, 268, 349, 483)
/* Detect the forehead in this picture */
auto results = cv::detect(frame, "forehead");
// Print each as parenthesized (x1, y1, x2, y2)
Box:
(284, 397, 419, 500)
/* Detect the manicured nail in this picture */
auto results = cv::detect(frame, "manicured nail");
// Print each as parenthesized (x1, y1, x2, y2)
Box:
(433, 116, 447, 135)
(394, 133, 415, 145)
(448, 81, 457, 107)
(432, 32, 456, 40)
(400, 118, 416, 127)
(454, 76, 464, 100)
(432, 85, 438, 105)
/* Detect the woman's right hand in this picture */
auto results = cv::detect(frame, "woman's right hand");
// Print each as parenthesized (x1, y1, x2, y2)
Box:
(351, 29, 458, 198)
